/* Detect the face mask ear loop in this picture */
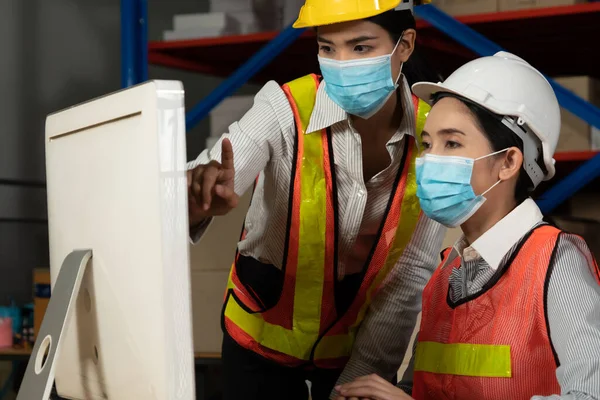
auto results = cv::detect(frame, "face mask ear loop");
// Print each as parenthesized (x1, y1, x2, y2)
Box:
(476, 148, 509, 197)
(481, 179, 502, 197)
(474, 148, 510, 161)
(392, 31, 405, 85)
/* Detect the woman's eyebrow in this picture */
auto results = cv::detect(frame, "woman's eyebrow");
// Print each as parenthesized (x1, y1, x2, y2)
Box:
(438, 128, 466, 136)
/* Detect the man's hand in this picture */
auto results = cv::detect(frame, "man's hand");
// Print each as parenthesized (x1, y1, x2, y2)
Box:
(334, 374, 414, 400)
(188, 138, 239, 226)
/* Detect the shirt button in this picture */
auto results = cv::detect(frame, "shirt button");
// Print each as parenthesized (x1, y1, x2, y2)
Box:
(357, 190, 365, 197)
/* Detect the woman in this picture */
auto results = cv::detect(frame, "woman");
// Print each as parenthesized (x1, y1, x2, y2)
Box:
(335, 52, 600, 400)
(186, 1, 445, 399)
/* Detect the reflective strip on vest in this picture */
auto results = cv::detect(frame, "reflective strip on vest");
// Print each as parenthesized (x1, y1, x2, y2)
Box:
(224, 74, 429, 364)
(414, 341, 512, 378)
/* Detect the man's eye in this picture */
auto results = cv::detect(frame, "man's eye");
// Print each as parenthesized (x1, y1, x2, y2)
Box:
(319, 46, 332, 53)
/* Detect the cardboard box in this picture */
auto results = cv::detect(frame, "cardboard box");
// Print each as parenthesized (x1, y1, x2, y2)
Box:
(189, 190, 252, 352)
(549, 193, 600, 259)
(499, 0, 584, 12)
(553, 76, 600, 152)
(33, 269, 51, 339)
(190, 270, 230, 353)
(550, 216, 600, 260)
(432, 0, 498, 16)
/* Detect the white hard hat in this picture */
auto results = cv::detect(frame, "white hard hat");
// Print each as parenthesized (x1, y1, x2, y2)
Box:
(412, 51, 561, 187)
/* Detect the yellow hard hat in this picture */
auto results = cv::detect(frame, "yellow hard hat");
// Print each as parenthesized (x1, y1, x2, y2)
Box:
(293, 0, 431, 29)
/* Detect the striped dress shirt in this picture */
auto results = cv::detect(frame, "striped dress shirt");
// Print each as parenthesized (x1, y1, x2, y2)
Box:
(188, 76, 446, 386)
(399, 199, 600, 400)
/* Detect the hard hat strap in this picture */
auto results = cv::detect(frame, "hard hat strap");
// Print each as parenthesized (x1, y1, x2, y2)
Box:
(500, 117, 545, 188)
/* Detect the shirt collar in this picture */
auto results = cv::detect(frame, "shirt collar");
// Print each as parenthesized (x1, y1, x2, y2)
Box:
(305, 76, 417, 141)
(442, 198, 544, 270)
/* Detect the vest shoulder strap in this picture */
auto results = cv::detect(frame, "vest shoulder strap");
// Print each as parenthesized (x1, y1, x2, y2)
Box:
(282, 74, 320, 134)
(411, 94, 431, 139)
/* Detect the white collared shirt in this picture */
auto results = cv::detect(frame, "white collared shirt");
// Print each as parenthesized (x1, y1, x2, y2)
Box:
(189, 76, 446, 385)
(444, 198, 543, 270)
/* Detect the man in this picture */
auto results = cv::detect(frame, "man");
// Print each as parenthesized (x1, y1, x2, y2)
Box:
(187, 1, 445, 399)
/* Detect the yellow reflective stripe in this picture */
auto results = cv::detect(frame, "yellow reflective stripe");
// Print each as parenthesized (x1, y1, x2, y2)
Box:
(286, 75, 327, 338)
(415, 98, 430, 148)
(414, 341, 512, 378)
(286, 74, 317, 133)
(225, 295, 354, 360)
(378, 101, 428, 273)
(314, 327, 355, 360)
(415, 99, 430, 135)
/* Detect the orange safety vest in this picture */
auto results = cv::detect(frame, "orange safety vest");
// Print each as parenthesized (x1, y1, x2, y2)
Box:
(413, 225, 600, 399)
(222, 74, 430, 369)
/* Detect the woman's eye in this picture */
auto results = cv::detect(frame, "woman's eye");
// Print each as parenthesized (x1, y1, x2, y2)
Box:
(421, 141, 431, 150)
(319, 46, 332, 53)
(446, 141, 461, 149)
(354, 45, 371, 53)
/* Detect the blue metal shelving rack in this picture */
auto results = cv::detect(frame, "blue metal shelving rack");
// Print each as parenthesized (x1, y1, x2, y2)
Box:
(120, 0, 600, 213)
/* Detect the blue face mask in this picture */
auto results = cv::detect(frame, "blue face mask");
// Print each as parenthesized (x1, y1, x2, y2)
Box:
(318, 39, 402, 119)
(415, 151, 506, 228)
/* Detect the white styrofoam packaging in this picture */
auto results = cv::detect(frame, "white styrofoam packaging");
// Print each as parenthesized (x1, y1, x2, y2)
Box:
(210, 95, 255, 138)
(45, 80, 195, 400)
(166, 12, 242, 40)
(210, 0, 253, 13)
(174, 12, 236, 31)
(164, 27, 236, 41)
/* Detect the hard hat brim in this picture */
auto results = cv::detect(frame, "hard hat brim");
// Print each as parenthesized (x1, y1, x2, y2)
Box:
(412, 82, 448, 106)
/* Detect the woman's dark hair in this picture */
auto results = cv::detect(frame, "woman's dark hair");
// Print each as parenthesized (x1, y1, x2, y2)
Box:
(432, 93, 537, 204)
(367, 10, 442, 86)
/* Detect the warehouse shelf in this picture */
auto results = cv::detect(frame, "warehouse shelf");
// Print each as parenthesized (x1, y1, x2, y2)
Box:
(554, 150, 599, 163)
(148, 3, 600, 84)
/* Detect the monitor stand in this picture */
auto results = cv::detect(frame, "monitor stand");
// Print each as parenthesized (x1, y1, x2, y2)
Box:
(16, 250, 93, 400)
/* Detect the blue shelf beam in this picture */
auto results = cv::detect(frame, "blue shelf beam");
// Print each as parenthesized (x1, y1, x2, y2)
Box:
(415, 4, 600, 213)
(121, 0, 148, 88)
(185, 24, 306, 130)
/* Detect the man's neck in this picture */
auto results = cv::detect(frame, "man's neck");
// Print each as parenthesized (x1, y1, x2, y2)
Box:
(351, 90, 403, 143)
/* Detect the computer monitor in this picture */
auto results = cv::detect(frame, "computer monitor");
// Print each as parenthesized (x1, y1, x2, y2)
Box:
(37, 80, 195, 399)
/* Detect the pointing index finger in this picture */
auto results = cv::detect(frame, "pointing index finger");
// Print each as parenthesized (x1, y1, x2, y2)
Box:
(221, 138, 234, 171)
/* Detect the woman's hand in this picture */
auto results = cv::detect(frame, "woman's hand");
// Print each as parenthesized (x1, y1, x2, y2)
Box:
(334, 374, 414, 400)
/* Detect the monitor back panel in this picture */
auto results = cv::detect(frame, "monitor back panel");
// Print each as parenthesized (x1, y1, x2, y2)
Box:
(45, 80, 194, 400)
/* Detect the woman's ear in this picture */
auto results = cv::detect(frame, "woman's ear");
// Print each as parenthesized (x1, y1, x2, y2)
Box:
(498, 147, 523, 181)
(398, 29, 416, 62)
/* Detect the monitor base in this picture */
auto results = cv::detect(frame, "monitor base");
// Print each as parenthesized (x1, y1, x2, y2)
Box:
(17, 250, 92, 400)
